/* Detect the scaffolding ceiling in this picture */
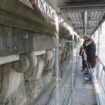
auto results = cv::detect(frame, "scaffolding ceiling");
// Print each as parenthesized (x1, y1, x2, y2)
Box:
(46, 0, 105, 38)
(62, 11, 105, 37)
(58, 0, 105, 37)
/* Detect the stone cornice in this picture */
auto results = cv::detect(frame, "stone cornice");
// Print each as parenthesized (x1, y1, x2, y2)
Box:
(0, 0, 70, 38)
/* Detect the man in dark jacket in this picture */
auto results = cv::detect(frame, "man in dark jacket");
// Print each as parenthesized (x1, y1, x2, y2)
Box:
(85, 38, 96, 68)
(84, 37, 96, 83)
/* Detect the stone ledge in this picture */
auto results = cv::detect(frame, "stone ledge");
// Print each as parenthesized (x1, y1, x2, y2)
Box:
(0, 0, 70, 38)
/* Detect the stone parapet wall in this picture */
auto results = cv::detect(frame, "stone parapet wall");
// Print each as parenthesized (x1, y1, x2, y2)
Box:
(0, 39, 73, 105)
(0, 51, 54, 105)
(0, 0, 74, 104)
(0, 24, 55, 57)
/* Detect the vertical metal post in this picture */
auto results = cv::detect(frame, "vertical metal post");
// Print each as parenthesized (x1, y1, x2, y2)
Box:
(84, 11, 87, 36)
(97, 31, 99, 58)
(72, 35, 74, 91)
(98, 25, 102, 59)
(68, 35, 75, 105)
(55, 12, 60, 105)
(97, 26, 101, 79)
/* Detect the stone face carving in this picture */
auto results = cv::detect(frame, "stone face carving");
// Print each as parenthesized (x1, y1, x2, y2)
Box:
(24, 52, 38, 80)
(28, 52, 37, 68)
(36, 58, 44, 80)
(13, 55, 30, 73)
(45, 50, 55, 70)
(24, 54, 53, 105)
(42, 50, 55, 76)
(60, 42, 71, 64)
(46, 50, 53, 60)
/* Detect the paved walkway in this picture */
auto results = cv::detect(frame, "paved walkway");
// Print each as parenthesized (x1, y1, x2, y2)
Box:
(34, 57, 97, 105)
(71, 65, 97, 105)
(47, 60, 74, 105)
(47, 57, 97, 105)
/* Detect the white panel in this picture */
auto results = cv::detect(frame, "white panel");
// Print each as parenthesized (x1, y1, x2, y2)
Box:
(0, 55, 19, 65)
(34, 50, 46, 56)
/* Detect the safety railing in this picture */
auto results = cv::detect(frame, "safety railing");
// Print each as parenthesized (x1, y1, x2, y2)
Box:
(98, 60, 105, 93)
(92, 59, 105, 105)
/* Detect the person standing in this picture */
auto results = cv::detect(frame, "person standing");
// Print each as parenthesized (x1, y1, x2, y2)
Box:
(85, 37, 96, 68)
(79, 45, 87, 72)
(79, 36, 88, 72)
(85, 37, 96, 83)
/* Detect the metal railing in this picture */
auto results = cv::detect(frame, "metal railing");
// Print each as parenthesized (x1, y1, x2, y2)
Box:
(92, 59, 105, 105)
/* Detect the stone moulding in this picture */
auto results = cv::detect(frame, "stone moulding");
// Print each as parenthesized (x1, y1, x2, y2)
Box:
(0, 0, 71, 38)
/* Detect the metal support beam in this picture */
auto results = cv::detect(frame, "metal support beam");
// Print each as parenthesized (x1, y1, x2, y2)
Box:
(66, 36, 75, 105)
(61, 13, 75, 30)
(96, 25, 101, 79)
(74, 27, 97, 30)
(55, 12, 60, 105)
(84, 11, 88, 36)
(58, 1, 105, 13)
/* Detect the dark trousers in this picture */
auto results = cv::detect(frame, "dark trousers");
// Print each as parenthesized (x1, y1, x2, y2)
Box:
(87, 63, 92, 81)
(82, 59, 87, 71)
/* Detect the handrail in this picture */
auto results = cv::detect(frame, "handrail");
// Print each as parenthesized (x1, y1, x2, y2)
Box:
(98, 60, 105, 92)
(93, 59, 105, 105)
(99, 60, 105, 72)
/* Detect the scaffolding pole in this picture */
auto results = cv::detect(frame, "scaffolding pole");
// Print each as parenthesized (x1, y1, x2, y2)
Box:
(84, 11, 87, 36)
(66, 35, 75, 105)
(72, 35, 74, 91)
(55, 12, 60, 105)
(96, 25, 101, 79)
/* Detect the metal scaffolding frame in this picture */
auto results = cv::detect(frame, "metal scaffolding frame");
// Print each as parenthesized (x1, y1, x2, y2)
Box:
(55, 12, 60, 105)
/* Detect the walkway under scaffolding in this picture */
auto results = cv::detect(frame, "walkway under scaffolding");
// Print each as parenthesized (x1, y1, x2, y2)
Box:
(34, 56, 97, 105)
